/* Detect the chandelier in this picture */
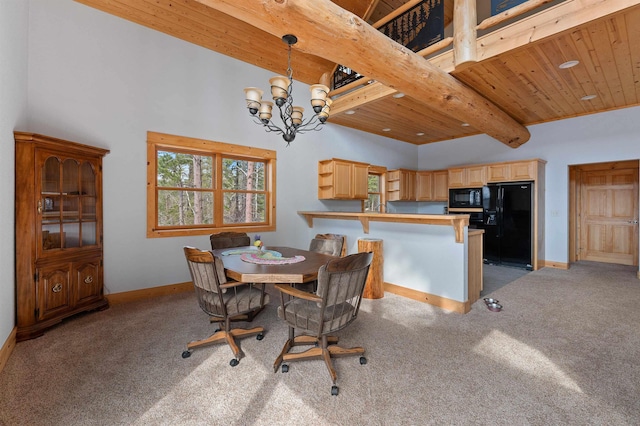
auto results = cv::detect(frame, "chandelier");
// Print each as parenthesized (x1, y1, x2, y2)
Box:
(243, 35, 332, 145)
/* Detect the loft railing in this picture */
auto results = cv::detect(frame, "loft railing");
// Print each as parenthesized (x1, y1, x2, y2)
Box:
(378, 0, 444, 53)
(333, 0, 444, 90)
(331, 0, 563, 94)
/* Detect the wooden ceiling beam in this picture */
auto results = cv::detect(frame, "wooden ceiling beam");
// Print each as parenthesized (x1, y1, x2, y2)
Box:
(194, 0, 530, 147)
(330, 82, 396, 114)
(419, 1, 640, 79)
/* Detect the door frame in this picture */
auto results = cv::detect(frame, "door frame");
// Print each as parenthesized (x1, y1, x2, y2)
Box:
(568, 160, 639, 268)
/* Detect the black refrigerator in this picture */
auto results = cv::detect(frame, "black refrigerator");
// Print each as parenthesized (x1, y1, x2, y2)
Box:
(481, 182, 533, 269)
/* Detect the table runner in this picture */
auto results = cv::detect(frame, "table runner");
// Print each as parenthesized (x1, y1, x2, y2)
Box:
(221, 248, 281, 257)
(240, 251, 305, 265)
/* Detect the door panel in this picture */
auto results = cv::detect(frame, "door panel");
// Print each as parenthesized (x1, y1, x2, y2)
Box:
(581, 168, 638, 265)
(38, 265, 72, 320)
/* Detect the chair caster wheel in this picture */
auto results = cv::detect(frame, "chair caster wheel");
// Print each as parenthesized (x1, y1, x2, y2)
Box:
(281, 364, 289, 373)
(359, 356, 367, 365)
(256, 333, 264, 341)
(230, 359, 239, 367)
(331, 385, 339, 396)
(181, 351, 191, 359)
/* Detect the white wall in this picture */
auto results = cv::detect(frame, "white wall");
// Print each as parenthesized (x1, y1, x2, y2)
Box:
(418, 107, 640, 265)
(5, 0, 638, 348)
(25, 0, 415, 295)
(0, 0, 29, 345)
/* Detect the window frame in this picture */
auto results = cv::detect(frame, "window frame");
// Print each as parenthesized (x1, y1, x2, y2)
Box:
(147, 131, 277, 238)
(363, 165, 387, 213)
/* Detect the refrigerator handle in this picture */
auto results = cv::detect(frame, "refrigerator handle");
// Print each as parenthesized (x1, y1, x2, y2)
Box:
(497, 186, 504, 237)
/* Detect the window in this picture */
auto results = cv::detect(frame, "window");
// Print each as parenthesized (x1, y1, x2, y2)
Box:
(147, 132, 276, 238)
(364, 166, 386, 212)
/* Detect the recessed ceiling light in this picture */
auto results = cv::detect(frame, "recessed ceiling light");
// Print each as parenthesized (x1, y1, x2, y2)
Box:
(345, 110, 356, 115)
(461, 123, 470, 127)
(581, 94, 597, 101)
(416, 132, 425, 136)
(382, 128, 391, 132)
(393, 92, 405, 98)
(559, 60, 579, 69)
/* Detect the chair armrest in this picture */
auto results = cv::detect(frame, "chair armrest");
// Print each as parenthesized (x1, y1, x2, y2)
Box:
(220, 280, 252, 289)
(274, 284, 322, 302)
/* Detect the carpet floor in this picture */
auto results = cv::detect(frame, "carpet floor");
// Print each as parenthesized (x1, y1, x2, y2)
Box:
(1, 261, 639, 425)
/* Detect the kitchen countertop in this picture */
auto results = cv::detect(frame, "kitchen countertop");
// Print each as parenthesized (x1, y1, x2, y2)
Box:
(298, 211, 470, 243)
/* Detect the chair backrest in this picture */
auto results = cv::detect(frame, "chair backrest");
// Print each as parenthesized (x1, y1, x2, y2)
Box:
(309, 238, 343, 257)
(313, 233, 347, 256)
(183, 246, 229, 317)
(315, 252, 373, 333)
(210, 232, 251, 250)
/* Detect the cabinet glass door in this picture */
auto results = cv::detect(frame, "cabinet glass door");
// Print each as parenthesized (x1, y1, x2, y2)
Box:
(41, 156, 63, 251)
(40, 155, 99, 253)
(80, 162, 97, 246)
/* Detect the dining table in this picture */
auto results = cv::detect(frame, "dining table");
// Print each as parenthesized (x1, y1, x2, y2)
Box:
(211, 246, 337, 284)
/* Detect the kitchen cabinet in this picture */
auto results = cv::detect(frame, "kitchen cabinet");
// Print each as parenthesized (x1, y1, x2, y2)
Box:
(15, 132, 109, 341)
(416, 170, 448, 201)
(448, 165, 486, 188)
(487, 160, 540, 182)
(318, 158, 369, 199)
(387, 169, 416, 201)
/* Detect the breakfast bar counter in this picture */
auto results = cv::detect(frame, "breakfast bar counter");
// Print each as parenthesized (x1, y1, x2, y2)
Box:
(298, 211, 470, 243)
(297, 211, 482, 313)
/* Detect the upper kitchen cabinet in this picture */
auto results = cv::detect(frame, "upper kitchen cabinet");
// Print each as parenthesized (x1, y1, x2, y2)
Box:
(318, 158, 369, 200)
(416, 170, 448, 201)
(448, 165, 487, 188)
(487, 160, 545, 183)
(387, 169, 416, 201)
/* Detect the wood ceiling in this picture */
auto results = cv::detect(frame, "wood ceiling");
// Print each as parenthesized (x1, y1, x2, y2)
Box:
(74, 0, 640, 147)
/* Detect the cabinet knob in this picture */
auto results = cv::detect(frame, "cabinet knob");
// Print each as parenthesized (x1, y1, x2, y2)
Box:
(52, 283, 63, 293)
(37, 199, 42, 214)
(84, 275, 93, 284)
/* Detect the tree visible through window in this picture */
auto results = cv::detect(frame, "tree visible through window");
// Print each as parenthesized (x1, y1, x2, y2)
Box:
(222, 158, 266, 224)
(147, 132, 276, 238)
(364, 167, 386, 212)
(157, 151, 214, 226)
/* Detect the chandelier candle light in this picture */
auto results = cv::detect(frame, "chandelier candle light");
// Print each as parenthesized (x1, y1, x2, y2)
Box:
(244, 35, 332, 145)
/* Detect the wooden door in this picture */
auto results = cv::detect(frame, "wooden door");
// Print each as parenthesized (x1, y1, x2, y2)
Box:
(433, 170, 449, 201)
(75, 259, 103, 305)
(37, 264, 72, 320)
(416, 171, 433, 201)
(448, 168, 466, 188)
(332, 161, 352, 199)
(352, 162, 369, 199)
(401, 170, 416, 200)
(580, 168, 638, 265)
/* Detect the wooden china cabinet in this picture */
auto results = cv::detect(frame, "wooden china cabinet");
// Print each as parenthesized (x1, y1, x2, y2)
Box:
(14, 132, 109, 341)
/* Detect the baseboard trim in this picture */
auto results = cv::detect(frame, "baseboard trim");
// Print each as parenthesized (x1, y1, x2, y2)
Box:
(0, 327, 17, 375)
(540, 260, 570, 270)
(106, 281, 194, 305)
(384, 282, 469, 314)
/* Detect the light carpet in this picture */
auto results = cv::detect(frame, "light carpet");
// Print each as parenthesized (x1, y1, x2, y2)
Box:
(1, 261, 639, 425)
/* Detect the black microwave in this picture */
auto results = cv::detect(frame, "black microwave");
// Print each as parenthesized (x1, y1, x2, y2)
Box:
(449, 187, 482, 208)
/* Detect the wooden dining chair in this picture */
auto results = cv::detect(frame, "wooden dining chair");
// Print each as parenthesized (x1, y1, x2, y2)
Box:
(209, 232, 251, 250)
(273, 251, 373, 395)
(301, 233, 347, 292)
(311, 233, 347, 256)
(182, 246, 269, 366)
